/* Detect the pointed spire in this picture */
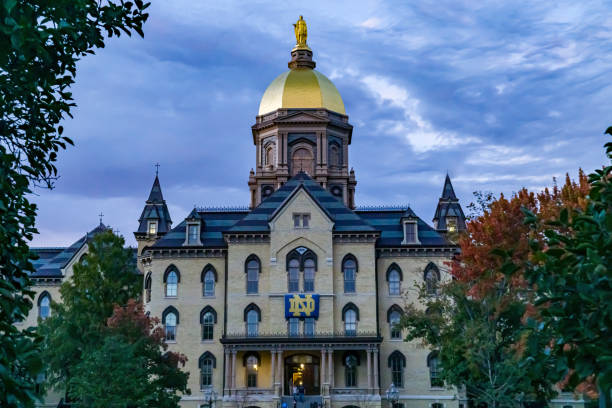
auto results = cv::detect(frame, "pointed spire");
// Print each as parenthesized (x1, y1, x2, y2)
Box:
(147, 175, 164, 203)
(441, 173, 457, 201)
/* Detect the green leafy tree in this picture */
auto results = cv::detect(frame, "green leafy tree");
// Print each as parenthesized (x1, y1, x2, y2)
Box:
(1, 1, 149, 406)
(401, 278, 556, 408)
(70, 300, 190, 407)
(40, 230, 142, 401)
(523, 128, 612, 407)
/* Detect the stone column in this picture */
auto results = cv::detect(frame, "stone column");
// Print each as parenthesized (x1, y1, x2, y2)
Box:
(320, 348, 327, 396)
(373, 349, 379, 393)
(277, 349, 283, 396)
(327, 349, 333, 390)
(224, 349, 231, 396)
(231, 350, 237, 393)
(271, 350, 276, 389)
(367, 348, 372, 392)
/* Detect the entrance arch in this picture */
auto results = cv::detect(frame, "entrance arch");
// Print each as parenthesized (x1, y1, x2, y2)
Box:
(284, 354, 320, 395)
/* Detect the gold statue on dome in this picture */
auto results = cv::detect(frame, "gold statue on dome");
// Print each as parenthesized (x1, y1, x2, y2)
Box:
(293, 15, 309, 49)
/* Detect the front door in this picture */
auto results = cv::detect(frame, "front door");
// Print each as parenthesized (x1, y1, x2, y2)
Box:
(284, 354, 320, 395)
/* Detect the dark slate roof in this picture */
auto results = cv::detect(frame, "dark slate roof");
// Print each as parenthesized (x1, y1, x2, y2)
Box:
(228, 172, 376, 233)
(151, 210, 248, 248)
(148, 175, 164, 202)
(30, 223, 110, 278)
(441, 174, 457, 200)
(356, 207, 450, 247)
(136, 176, 172, 235)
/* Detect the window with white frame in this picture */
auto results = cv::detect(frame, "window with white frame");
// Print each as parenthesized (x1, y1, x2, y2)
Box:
(148, 221, 157, 235)
(165, 269, 178, 297)
(403, 220, 418, 244)
(288, 258, 300, 292)
(303, 258, 315, 292)
(187, 224, 199, 245)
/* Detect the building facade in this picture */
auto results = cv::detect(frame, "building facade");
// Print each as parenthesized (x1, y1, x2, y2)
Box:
(25, 17, 583, 408)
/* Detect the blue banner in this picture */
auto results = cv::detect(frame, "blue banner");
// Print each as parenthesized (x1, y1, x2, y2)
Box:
(284, 294, 319, 318)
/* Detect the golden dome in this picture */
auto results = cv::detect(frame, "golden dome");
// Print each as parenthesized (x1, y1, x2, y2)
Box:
(258, 68, 346, 116)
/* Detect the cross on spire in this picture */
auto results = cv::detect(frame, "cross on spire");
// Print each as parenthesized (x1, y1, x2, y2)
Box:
(155, 162, 160, 176)
(98, 212, 104, 224)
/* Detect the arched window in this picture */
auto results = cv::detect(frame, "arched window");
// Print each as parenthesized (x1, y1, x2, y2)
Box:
(291, 147, 314, 176)
(428, 351, 443, 387)
(245, 353, 259, 387)
(342, 303, 359, 336)
(342, 255, 357, 293)
(38, 292, 51, 319)
(344, 352, 359, 387)
(144, 272, 152, 303)
(163, 266, 180, 297)
(424, 263, 440, 296)
(388, 351, 406, 387)
(304, 258, 315, 292)
(288, 258, 300, 292)
(387, 305, 404, 340)
(199, 352, 216, 389)
(201, 265, 217, 297)
(200, 306, 217, 341)
(245, 255, 260, 294)
(162, 306, 179, 341)
(329, 143, 341, 167)
(387, 264, 402, 296)
(244, 304, 260, 337)
(265, 145, 275, 168)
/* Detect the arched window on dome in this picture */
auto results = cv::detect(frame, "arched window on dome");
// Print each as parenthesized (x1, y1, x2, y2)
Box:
(291, 147, 314, 176)
(329, 142, 342, 167)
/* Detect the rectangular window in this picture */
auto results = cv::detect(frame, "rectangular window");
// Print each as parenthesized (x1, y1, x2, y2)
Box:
(344, 270, 356, 293)
(304, 268, 315, 292)
(391, 364, 403, 387)
(446, 217, 457, 232)
(293, 214, 301, 228)
(288, 318, 300, 337)
(204, 280, 214, 297)
(148, 221, 157, 235)
(292, 213, 311, 228)
(201, 365, 212, 388)
(288, 268, 299, 292)
(404, 222, 417, 243)
(188, 224, 199, 244)
(304, 318, 315, 337)
(247, 321, 258, 337)
(247, 372, 257, 388)
(202, 323, 213, 341)
(391, 324, 401, 340)
(165, 326, 176, 342)
(247, 269, 258, 294)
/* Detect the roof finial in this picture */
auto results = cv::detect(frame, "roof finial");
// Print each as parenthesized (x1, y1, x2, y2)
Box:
(98, 212, 104, 225)
(155, 162, 160, 177)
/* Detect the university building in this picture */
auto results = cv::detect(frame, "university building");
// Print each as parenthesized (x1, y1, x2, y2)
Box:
(25, 17, 582, 408)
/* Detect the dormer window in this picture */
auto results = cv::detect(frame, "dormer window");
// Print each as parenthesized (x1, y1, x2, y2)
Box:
(187, 224, 199, 245)
(148, 221, 157, 235)
(402, 219, 419, 245)
(293, 213, 310, 228)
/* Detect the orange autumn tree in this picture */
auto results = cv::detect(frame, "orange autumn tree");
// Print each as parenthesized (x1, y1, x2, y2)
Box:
(454, 170, 590, 297)
(400, 171, 590, 408)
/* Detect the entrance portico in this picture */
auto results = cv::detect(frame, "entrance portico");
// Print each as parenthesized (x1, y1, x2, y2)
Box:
(220, 333, 382, 402)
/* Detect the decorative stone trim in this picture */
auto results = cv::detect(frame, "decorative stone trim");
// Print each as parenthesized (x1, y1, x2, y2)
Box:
(377, 247, 458, 258)
(224, 233, 270, 244)
(141, 248, 226, 263)
(333, 232, 379, 243)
